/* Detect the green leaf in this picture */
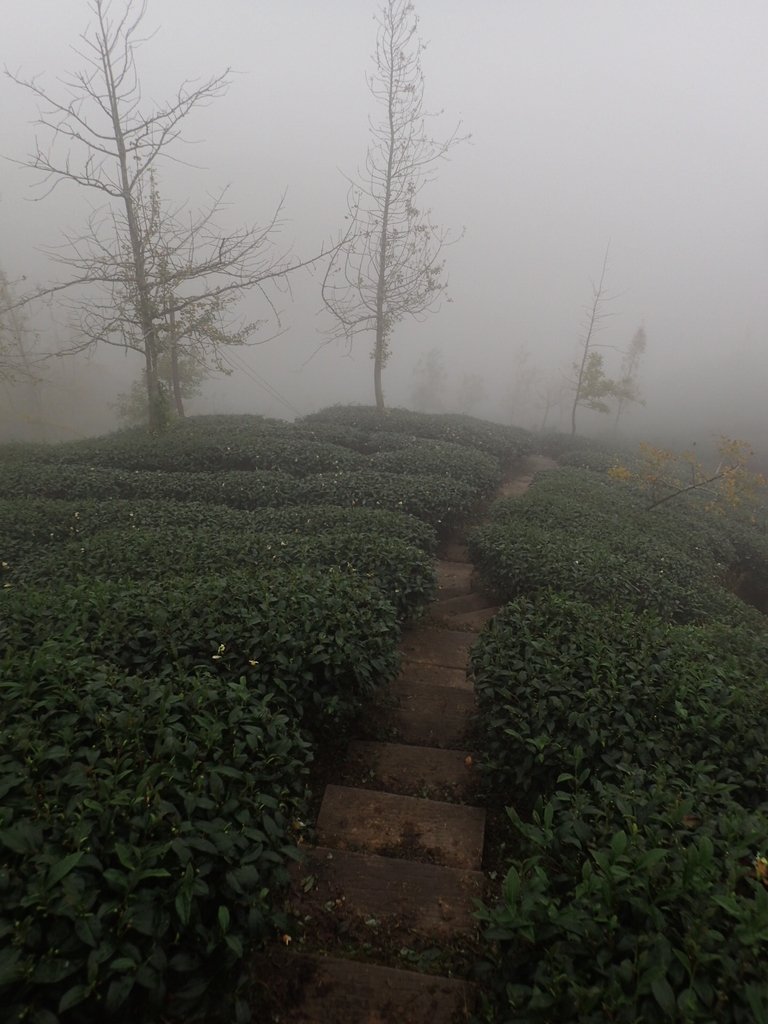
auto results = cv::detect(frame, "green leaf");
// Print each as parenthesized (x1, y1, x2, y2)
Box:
(651, 975, 675, 1015)
(218, 905, 230, 932)
(58, 984, 90, 1013)
(48, 851, 84, 887)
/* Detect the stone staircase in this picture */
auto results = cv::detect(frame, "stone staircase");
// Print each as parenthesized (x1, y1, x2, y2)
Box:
(255, 552, 498, 1023)
(253, 458, 556, 1022)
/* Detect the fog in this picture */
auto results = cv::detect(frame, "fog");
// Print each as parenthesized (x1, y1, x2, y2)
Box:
(2, 0, 767, 458)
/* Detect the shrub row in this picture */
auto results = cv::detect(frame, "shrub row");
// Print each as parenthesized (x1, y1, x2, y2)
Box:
(0, 644, 310, 1023)
(369, 437, 501, 496)
(12, 526, 435, 621)
(471, 593, 768, 1022)
(300, 405, 533, 463)
(470, 467, 764, 626)
(470, 592, 768, 810)
(1, 568, 400, 738)
(0, 463, 477, 529)
(0, 498, 436, 563)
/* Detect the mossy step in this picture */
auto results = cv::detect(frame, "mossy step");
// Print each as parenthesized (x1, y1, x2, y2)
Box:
(341, 740, 477, 801)
(316, 785, 485, 869)
(292, 845, 484, 939)
(252, 949, 475, 1023)
(399, 626, 475, 669)
(435, 560, 475, 599)
(386, 680, 475, 748)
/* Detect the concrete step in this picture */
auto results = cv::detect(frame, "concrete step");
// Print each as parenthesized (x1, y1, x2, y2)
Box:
(252, 949, 475, 1023)
(316, 785, 485, 870)
(387, 680, 475, 748)
(399, 626, 475, 669)
(435, 560, 475, 599)
(427, 596, 499, 632)
(439, 542, 471, 563)
(398, 660, 472, 691)
(292, 846, 484, 940)
(341, 740, 477, 802)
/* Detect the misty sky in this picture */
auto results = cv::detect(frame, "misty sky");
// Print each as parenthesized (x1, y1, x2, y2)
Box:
(2, 0, 768, 444)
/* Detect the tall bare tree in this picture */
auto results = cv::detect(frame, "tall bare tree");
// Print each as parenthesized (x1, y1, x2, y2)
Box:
(569, 245, 625, 435)
(322, 0, 466, 411)
(7, 0, 318, 431)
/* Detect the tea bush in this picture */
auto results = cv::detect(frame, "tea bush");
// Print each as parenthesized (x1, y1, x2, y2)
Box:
(470, 467, 765, 626)
(475, 774, 768, 1023)
(469, 592, 768, 810)
(292, 470, 478, 529)
(0, 568, 400, 737)
(34, 431, 367, 476)
(369, 437, 501, 496)
(0, 643, 310, 1023)
(13, 527, 435, 621)
(0, 462, 299, 509)
(301, 405, 533, 463)
(0, 498, 436, 562)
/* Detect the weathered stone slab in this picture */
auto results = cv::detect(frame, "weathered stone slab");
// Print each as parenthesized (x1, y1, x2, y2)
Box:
(399, 627, 475, 669)
(341, 740, 477, 801)
(317, 785, 485, 869)
(387, 681, 475, 748)
(251, 949, 476, 1023)
(293, 846, 484, 939)
(435, 560, 475, 599)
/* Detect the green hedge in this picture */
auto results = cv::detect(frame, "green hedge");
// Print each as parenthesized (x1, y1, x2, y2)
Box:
(300, 405, 533, 463)
(0, 463, 298, 508)
(470, 593, 768, 1022)
(0, 464, 478, 529)
(14, 527, 435, 622)
(475, 774, 768, 1024)
(369, 437, 501, 496)
(469, 593, 768, 810)
(470, 467, 765, 626)
(0, 643, 310, 1023)
(1, 569, 400, 737)
(291, 470, 479, 528)
(0, 498, 436, 564)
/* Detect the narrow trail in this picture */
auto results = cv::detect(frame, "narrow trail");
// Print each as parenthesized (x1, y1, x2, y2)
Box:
(255, 456, 556, 1022)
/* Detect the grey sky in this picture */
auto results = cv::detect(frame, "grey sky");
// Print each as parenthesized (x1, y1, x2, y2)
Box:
(2, 0, 767, 444)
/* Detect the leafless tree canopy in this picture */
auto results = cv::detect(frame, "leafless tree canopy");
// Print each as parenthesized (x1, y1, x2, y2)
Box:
(322, 0, 466, 410)
(7, 0, 324, 430)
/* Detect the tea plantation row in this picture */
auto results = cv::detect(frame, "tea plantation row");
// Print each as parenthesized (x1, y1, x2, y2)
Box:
(468, 447, 768, 1022)
(0, 408, 529, 1023)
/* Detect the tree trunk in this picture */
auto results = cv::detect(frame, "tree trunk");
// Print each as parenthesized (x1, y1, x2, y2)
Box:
(169, 305, 185, 417)
(98, 7, 163, 432)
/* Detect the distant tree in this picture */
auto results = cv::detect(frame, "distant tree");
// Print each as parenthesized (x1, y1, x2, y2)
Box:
(322, 0, 466, 411)
(8, 0, 319, 431)
(569, 246, 625, 435)
(114, 350, 206, 427)
(455, 371, 486, 414)
(614, 324, 647, 431)
(411, 347, 447, 412)
(0, 270, 39, 384)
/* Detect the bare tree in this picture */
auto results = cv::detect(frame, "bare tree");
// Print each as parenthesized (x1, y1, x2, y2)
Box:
(7, 0, 319, 431)
(569, 245, 624, 435)
(322, 0, 466, 411)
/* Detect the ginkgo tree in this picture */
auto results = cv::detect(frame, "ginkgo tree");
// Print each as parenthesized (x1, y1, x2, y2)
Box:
(8, 0, 321, 431)
(322, 0, 466, 411)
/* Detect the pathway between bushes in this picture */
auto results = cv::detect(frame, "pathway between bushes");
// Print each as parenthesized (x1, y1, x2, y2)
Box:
(252, 456, 556, 1023)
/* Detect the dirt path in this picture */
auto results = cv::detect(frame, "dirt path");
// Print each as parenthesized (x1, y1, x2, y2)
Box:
(251, 455, 554, 1022)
